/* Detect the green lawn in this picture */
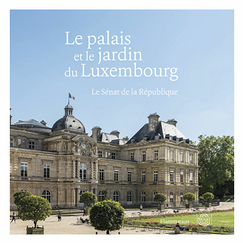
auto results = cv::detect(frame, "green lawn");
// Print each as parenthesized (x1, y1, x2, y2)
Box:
(133, 211, 234, 228)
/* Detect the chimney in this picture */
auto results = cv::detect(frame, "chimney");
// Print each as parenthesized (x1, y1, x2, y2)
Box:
(110, 130, 120, 138)
(167, 119, 177, 127)
(148, 113, 160, 132)
(92, 126, 102, 141)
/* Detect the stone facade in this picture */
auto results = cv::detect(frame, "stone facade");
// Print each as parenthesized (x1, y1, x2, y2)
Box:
(10, 103, 199, 209)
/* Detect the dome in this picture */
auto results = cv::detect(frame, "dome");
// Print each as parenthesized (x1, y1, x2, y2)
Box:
(51, 103, 85, 133)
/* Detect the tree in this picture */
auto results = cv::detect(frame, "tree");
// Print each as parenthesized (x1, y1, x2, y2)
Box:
(202, 192, 214, 207)
(17, 195, 51, 228)
(80, 191, 97, 214)
(198, 135, 234, 198)
(183, 192, 196, 208)
(102, 189, 109, 200)
(13, 190, 33, 206)
(202, 192, 214, 202)
(154, 193, 166, 211)
(90, 199, 124, 234)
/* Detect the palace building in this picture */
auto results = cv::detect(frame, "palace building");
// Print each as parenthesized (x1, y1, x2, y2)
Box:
(10, 103, 199, 209)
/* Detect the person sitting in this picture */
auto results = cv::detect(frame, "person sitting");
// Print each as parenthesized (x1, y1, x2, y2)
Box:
(175, 223, 189, 231)
(80, 217, 86, 223)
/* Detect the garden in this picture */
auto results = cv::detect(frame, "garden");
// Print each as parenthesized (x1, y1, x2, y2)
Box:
(124, 209, 234, 234)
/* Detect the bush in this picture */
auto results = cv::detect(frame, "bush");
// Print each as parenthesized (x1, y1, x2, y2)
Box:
(183, 192, 196, 206)
(80, 191, 97, 207)
(90, 199, 124, 234)
(202, 192, 214, 202)
(154, 193, 166, 211)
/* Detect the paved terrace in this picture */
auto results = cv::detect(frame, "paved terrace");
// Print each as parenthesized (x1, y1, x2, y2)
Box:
(10, 202, 233, 235)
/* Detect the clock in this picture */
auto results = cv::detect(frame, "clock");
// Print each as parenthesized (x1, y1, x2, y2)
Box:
(81, 144, 86, 149)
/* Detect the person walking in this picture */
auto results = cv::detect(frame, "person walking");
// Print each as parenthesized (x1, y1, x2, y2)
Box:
(57, 211, 62, 222)
(10, 212, 16, 223)
(140, 204, 143, 211)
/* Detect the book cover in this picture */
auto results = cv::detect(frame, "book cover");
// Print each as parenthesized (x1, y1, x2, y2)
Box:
(8, 5, 236, 238)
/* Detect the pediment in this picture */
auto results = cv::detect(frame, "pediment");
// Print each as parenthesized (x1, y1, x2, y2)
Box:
(178, 140, 190, 147)
(72, 134, 96, 144)
(137, 140, 150, 146)
(71, 135, 97, 157)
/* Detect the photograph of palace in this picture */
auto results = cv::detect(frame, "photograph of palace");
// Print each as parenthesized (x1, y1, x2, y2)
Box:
(10, 102, 199, 209)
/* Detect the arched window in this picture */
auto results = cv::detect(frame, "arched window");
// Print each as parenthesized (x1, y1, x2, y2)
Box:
(79, 164, 87, 179)
(113, 191, 119, 202)
(170, 192, 174, 202)
(180, 192, 184, 202)
(42, 190, 51, 203)
(127, 191, 133, 202)
(141, 191, 146, 202)
(79, 190, 85, 203)
(98, 191, 105, 201)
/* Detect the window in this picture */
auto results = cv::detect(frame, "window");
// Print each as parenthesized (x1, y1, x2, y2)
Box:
(10, 138, 14, 147)
(154, 150, 158, 160)
(98, 151, 102, 158)
(170, 171, 174, 182)
(141, 192, 146, 202)
(114, 170, 119, 181)
(180, 192, 184, 202)
(153, 192, 158, 201)
(44, 164, 50, 178)
(21, 162, 28, 177)
(190, 154, 193, 164)
(142, 151, 146, 161)
(180, 152, 184, 162)
(98, 191, 105, 201)
(79, 190, 85, 203)
(29, 141, 35, 149)
(180, 171, 184, 183)
(111, 152, 116, 159)
(141, 171, 146, 182)
(170, 150, 174, 161)
(153, 171, 158, 182)
(127, 191, 132, 202)
(130, 152, 134, 161)
(128, 171, 132, 182)
(42, 190, 51, 203)
(99, 169, 104, 181)
(190, 172, 193, 183)
(170, 192, 174, 202)
(113, 191, 119, 202)
(79, 164, 87, 180)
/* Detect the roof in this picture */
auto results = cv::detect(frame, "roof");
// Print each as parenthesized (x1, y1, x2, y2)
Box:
(52, 116, 85, 133)
(93, 132, 126, 145)
(52, 103, 86, 133)
(127, 121, 187, 144)
(13, 119, 51, 132)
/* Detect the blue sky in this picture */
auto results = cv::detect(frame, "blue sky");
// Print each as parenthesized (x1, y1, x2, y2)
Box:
(10, 10, 234, 143)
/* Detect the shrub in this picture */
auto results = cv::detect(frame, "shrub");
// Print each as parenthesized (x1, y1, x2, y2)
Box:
(183, 192, 196, 203)
(202, 192, 214, 202)
(90, 199, 124, 234)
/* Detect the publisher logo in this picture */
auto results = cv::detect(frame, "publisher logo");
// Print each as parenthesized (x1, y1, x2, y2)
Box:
(196, 213, 212, 226)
